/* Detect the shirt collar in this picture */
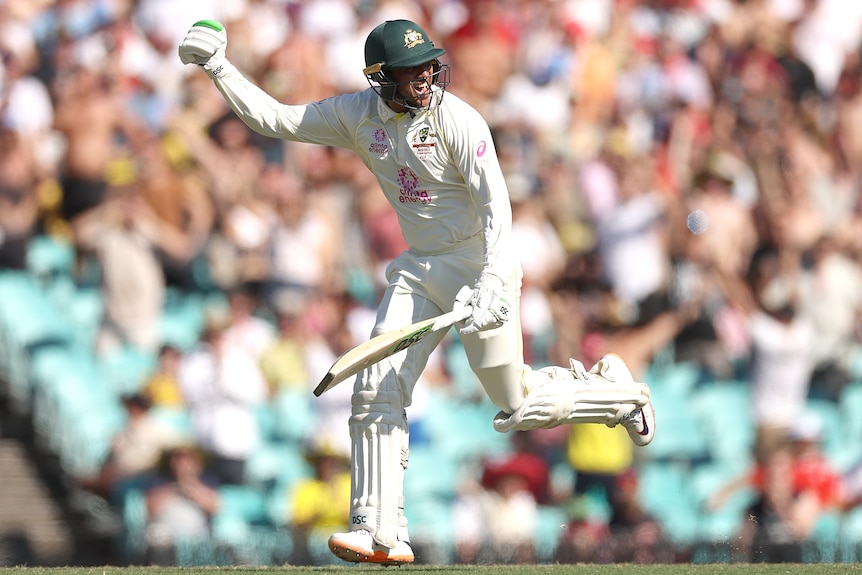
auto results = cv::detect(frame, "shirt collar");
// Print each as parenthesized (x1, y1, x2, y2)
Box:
(377, 95, 400, 122)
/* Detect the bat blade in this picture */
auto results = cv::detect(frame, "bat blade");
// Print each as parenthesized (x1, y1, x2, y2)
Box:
(313, 304, 472, 397)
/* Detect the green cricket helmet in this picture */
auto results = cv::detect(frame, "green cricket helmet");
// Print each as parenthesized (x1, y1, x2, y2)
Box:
(363, 19, 450, 109)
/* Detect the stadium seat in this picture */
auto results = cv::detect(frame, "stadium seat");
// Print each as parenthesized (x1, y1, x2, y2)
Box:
(29, 345, 117, 460)
(172, 536, 221, 566)
(841, 507, 862, 544)
(25, 234, 75, 279)
(421, 392, 508, 461)
(840, 383, 862, 462)
(214, 472, 287, 561)
(403, 494, 455, 563)
(404, 445, 462, 501)
(0, 275, 75, 412)
(216, 484, 270, 525)
(443, 339, 481, 399)
(244, 441, 312, 490)
(159, 306, 205, 351)
(848, 348, 862, 381)
(811, 510, 842, 545)
(98, 345, 158, 396)
(57, 399, 126, 477)
(646, 359, 703, 399)
(149, 406, 193, 437)
(638, 461, 699, 545)
(119, 488, 148, 563)
(29, 346, 97, 440)
(55, 282, 104, 345)
(689, 462, 754, 542)
(534, 504, 569, 562)
(690, 381, 755, 463)
(269, 387, 316, 442)
(643, 389, 709, 462)
(804, 399, 856, 469)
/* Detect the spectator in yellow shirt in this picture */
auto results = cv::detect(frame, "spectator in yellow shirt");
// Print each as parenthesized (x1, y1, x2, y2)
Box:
(258, 293, 310, 395)
(289, 440, 351, 565)
(142, 344, 185, 408)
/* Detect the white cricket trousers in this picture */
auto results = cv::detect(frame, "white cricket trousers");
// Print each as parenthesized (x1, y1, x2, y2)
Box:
(346, 235, 531, 548)
(363, 234, 530, 413)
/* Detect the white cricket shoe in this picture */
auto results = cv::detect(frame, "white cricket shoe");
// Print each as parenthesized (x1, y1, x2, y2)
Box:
(618, 402, 656, 447)
(591, 354, 656, 447)
(328, 530, 414, 565)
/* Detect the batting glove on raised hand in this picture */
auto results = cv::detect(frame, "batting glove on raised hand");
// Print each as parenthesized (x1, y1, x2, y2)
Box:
(460, 272, 512, 335)
(179, 20, 228, 79)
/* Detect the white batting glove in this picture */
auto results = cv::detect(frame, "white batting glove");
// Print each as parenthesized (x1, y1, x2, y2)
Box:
(460, 272, 512, 335)
(178, 19, 228, 79)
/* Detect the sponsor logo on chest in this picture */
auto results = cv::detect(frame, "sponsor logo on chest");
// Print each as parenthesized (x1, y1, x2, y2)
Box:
(368, 128, 389, 157)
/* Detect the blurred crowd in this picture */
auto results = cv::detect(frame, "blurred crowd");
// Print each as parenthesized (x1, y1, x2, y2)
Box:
(4, 0, 862, 566)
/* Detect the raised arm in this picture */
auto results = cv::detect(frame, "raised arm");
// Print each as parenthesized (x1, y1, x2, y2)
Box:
(178, 20, 354, 148)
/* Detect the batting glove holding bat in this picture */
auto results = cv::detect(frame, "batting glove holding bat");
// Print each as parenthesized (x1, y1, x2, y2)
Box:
(459, 272, 512, 335)
(179, 19, 228, 79)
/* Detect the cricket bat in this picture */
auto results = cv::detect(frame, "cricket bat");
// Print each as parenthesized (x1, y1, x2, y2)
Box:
(313, 287, 473, 397)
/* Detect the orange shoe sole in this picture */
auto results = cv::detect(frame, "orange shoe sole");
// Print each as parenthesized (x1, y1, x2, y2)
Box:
(328, 539, 415, 565)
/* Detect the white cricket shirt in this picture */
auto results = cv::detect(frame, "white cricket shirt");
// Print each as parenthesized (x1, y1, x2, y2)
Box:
(213, 64, 513, 268)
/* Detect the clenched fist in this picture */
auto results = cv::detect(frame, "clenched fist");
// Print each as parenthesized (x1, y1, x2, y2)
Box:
(178, 19, 228, 79)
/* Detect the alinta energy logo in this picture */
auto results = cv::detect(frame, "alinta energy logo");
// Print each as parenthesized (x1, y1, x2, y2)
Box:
(369, 128, 389, 156)
(397, 167, 430, 205)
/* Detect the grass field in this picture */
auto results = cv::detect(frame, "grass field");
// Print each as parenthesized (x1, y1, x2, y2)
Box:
(3, 565, 862, 575)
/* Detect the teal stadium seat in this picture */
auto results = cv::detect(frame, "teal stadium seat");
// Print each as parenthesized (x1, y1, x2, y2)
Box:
(61, 405, 126, 477)
(404, 445, 462, 501)
(841, 506, 862, 545)
(689, 461, 754, 543)
(403, 493, 455, 563)
(31, 348, 123, 476)
(29, 347, 94, 439)
(97, 345, 158, 396)
(804, 399, 857, 470)
(44, 279, 103, 347)
(644, 388, 709, 462)
(212, 485, 293, 565)
(269, 387, 316, 442)
(25, 234, 75, 279)
(0, 272, 74, 412)
(420, 391, 508, 461)
(244, 441, 312, 491)
(149, 406, 193, 438)
(646, 359, 703, 399)
(120, 488, 148, 563)
(638, 461, 699, 546)
(534, 504, 569, 562)
(443, 339, 481, 399)
(839, 383, 862, 469)
(848, 347, 862, 381)
(214, 484, 269, 526)
(159, 302, 205, 351)
(690, 381, 755, 464)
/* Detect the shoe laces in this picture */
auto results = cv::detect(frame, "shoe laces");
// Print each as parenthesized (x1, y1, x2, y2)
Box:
(620, 408, 643, 430)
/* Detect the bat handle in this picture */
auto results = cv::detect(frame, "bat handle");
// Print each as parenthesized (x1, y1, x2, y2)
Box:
(454, 285, 474, 307)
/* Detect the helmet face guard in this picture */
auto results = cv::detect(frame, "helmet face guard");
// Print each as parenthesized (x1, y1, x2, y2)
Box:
(364, 59, 450, 111)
